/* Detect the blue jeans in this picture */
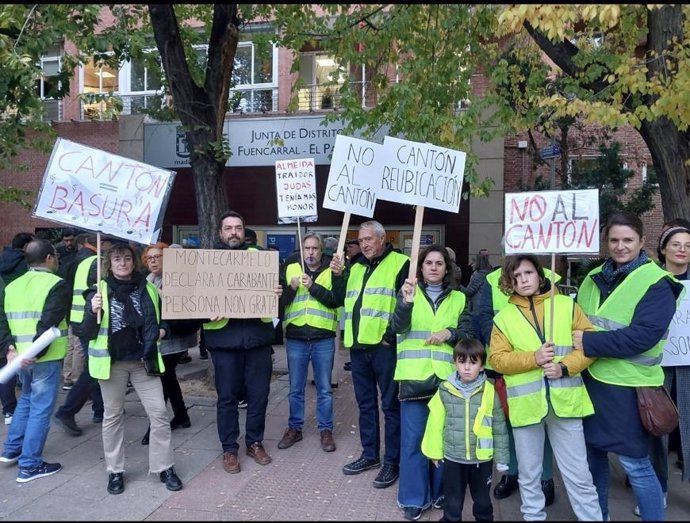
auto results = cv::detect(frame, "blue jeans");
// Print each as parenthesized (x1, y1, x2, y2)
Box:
(3, 360, 62, 469)
(286, 337, 334, 431)
(350, 344, 400, 464)
(587, 445, 665, 521)
(398, 399, 443, 510)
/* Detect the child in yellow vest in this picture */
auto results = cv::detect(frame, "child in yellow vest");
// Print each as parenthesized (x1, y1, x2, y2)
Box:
(421, 338, 509, 521)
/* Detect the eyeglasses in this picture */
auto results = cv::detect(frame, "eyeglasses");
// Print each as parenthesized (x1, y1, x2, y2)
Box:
(667, 242, 690, 251)
(146, 255, 163, 261)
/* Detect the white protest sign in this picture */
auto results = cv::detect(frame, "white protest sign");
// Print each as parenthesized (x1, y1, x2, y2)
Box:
(662, 281, 690, 367)
(161, 248, 280, 320)
(33, 138, 175, 244)
(375, 136, 466, 213)
(323, 135, 380, 218)
(504, 189, 600, 254)
(0, 327, 61, 384)
(275, 158, 317, 219)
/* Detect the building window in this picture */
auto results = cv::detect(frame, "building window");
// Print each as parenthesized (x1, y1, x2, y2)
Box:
(642, 163, 658, 187)
(125, 52, 163, 114)
(297, 53, 343, 111)
(230, 35, 277, 113)
(567, 156, 600, 188)
(81, 55, 120, 119)
(37, 43, 62, 121)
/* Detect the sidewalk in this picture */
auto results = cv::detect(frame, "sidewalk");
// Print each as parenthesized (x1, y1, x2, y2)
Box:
(0, 343, 687, 521)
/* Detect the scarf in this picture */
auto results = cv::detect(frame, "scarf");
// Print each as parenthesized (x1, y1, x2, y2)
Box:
(600, 250, 650, 284)
(107, 272, 144, 329)
(448, 370, 487, 398)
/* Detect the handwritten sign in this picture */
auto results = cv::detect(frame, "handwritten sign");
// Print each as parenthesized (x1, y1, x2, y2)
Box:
(323, 135, 381, 218)
(161, 248, 279, 320)
(33, 138, 175, 244)
(275, 158, 317, 220)
(662, 281, 690, 367)
(375, 136, 466, 213)
(504, 189, 599, 254)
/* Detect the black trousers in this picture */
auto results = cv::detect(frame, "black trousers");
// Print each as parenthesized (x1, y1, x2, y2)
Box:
(160, 352, 187, 419)
(441, 460, 494, 522)
(56, 337, 103, 419)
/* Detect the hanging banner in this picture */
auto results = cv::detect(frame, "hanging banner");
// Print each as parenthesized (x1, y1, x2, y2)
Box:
(33, 138, 175, 244)
(275, 157, 317, 224)
(503, 189, 600, 254)
(322, 135, 381, 218)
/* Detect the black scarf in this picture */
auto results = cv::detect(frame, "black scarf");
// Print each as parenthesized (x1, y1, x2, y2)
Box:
(600, 250, 650, 284)
(107, 272, 144, 329)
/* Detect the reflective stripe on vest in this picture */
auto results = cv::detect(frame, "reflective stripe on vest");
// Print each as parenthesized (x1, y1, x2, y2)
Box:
(577, 262, 676, 387)
(88, 280, 164, 380)
(5, 271, 68, 362)
(394, 288, 465, 382)
(283, 262, 337, 331)
(343, 251, 408, 347)
(70, 255, 96, 323)
(474, 380, 496, 460)
(493, 295, 593, 426)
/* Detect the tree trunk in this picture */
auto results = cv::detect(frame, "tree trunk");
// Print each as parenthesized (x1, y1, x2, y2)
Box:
(190, 153, 229, 248)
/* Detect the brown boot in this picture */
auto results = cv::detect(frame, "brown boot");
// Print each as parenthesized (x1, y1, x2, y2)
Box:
(247, 442, 272, 465)
(320, 429, 336, 452)
(277, 428, 303, 450)
(223, 451, 240, 474)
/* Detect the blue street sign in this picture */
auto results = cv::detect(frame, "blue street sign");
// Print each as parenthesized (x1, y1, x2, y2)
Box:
(540, 144, 561, 159)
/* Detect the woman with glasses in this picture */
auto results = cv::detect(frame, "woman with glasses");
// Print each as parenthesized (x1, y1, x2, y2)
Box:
(139, 243, 199, 445)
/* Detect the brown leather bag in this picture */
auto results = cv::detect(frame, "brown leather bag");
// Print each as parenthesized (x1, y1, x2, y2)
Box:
(636, 386, 679, 437)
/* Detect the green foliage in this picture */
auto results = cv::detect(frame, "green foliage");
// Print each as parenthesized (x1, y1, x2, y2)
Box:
(564, 142, 657, 228)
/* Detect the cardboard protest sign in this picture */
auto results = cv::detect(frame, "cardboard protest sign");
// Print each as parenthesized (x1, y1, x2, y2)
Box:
(161, 248, 280, 320)
(662, 281, 690, 366)
(504, 189, 600, 254)
(275, 158, 317, 224)
(323, 135, 380, 218)
(34, 138, 175, 244)
(375, 136, 466, 213)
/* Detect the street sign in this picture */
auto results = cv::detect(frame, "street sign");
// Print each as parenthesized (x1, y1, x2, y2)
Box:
(540, 144, 561, 159)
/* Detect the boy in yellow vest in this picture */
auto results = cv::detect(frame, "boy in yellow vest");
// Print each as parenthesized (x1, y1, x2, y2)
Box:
(421, 338, 509, 521)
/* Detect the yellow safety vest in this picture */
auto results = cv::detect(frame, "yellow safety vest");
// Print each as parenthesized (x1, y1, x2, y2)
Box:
(577, 262, 680, 387)
(70, 255, 96, 324)
(493, 294, 594, 427)
(343, 251, 408, 348)
(283, 262, 337, 331)
(486, 267, 561, 370)
(394, 287, 465, 382)
(5, 270, 68, 362)
(88, 279, 164, 380)
(204, 246, 273, 331)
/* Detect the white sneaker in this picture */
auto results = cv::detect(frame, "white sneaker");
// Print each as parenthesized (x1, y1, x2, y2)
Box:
(633, 494, 667, 517)
(4, 413, 12, 425)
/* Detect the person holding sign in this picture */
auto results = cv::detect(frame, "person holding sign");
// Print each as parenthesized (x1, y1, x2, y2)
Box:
(489, 254, 602, 521)
(203, 211, 282, 474)
(0, 239, 70, 483)
(330, 220, 409, 489)
(82, 242, 182, 495)
(390, 245, 476, 520)
(574, 211, 684, 521)
(277, 233, 344, 453)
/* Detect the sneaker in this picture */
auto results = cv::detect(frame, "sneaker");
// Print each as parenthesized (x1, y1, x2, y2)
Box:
(277, 428, 303, 450)
(4, 413, 12, 425)
(404, 507, 423, 521)
(53, 413, 83, 437)
(0, 451, 20, 465)
(238, 399, 247, 409)
(432, 497, 444, 510)
(343, 456, 381, 475)
(373, 463, 399, 488)
(16, 462, 62, 483)
(633, 494, 667, 517)
(92, 414, 103, 424)
(199, 354, 208, 361)
(542, 478, 555, 507)
(62, 382, 73, 391)
(343, 361, 352, 371)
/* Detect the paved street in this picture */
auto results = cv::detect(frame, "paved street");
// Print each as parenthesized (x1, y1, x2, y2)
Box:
(0, 343, 687, 521)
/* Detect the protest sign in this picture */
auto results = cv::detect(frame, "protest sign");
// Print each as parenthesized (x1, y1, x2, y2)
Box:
(662, 281, 690, 367)
(0, 327, 60, 384)
(34, 138, 175, 245)
(161, 248, 280, 320)
(504, 189, 600, 254)
(375, 136, 466, 213)
(275, 157, 317, 221)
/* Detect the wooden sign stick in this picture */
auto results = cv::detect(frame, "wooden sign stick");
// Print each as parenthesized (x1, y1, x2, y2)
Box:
(336, 211, 351, 262)
(408, 205, 425, 280)
(296, 216, 305, 273)
(549, 252, 556, 344)
(96, 231, 102, 324)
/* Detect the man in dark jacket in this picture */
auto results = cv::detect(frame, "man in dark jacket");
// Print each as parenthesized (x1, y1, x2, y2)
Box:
(204, 211, 281, 475)
(0, 232, 35, 285)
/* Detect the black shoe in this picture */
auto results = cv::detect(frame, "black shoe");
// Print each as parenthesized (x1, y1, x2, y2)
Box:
(170, 414, 191, 431)
(92, 413, 103, 423)
(107, 472, 124, 495)
(493, 474, 518, 499)
(160, 466, 183, 491)
(373, 463, 399, 489)
(343, 361, 352, 371)
(404, 507, 423, 521)
(54, 414, 83, 437)
(141, 427, 150, 446)
(542, 478, 555, 506)
(179, 354, 192, 364)
(199, 354, 208, 360)
(342, 456, 380, 475)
